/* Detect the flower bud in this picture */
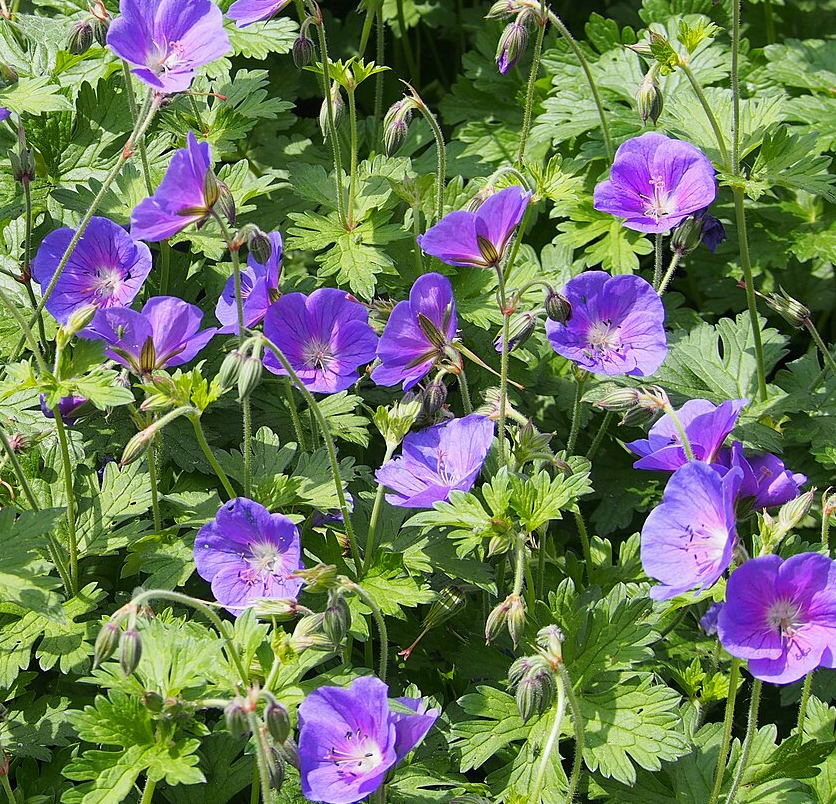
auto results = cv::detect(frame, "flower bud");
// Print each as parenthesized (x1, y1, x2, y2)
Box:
(262, 695, 291, 744)
(778, 489, 815, 534)
(421, 378, 448, 418)
(494, 311, 537, 353)
(509, 655, 554, 723)
(267, 746, 286, 790)
(278, 734, 300, 770)
(322, 590, 351, 648)
(823, 487, 836, 520)
(496, 20, 528, 74)
(383, 99, 413, 157)
(143, 691, 165, 713)
(225, 698, 250, 738)
(119, 628, 142, 675)
(595, 387, 641, 412)
(292, 32, 315, 69)
(9, 146, 35, 185)
(290, 613, 332, 652)
(485, 0, 514, 18)
(465, 186, 495, 213)
(120, 426, 155, 466)
(237, 355, 263, 401)
(620, 404, 658, 428)
(0, 64, 18, 89)
(536, 624, 564, 665)
(319, 84, 345, 140)
(251, 598, 300, 619)
(671, 215, 705, 257)
(59, 303, 98, 349)
(765, 288, 810, 329)
(216, 179, 236, 226)
(93, 621, 120, 668)
(247, 226, 273, 266)
(295, 563, 338, 592)
(637, 71, 663, 126)
(485, 593, 524, 646)
(90, 15, 109, 47)
(544, 290, 572, 324)
(67, 19, 94, 55)
(202, 169, 221, 210)
(218, 349, 245, 390)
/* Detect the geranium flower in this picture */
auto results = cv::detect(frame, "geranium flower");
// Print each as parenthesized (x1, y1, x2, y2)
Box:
(416, 185, 531, 268)
(298, 676, 438, 804)
(193, 497, 303, 615)
(262, 288, 378, 394)
(640, 461, 741, 601)
(228, 0, 291, 27)
(376, 415, 495, 508)
(715, 441, 806, 511)
(718, 553, 836, 684)
(593, 132, 717, 233)
(216, 231, 282, 333)
(0, 108, 10, 122)
(39, 394, 89, 425)
(131, 132, 216, 242)
(31, 216, 152, 324)
(371, 273, 459, 391)
(544, 272, 667, 377)
(627, 398, 747, 472)
(81, 296, 217, 375)
(107, 0, 230, 94)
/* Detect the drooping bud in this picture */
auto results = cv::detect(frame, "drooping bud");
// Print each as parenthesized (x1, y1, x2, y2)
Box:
(90, 15, 109, 47)
(536, 624, 564, 666)
(636, 70, 663, 126)
(9, 145, 35, 185)
(247, 226, 272, 266)
(267, 747, 286, 790)
(485, 593, 525, 646)
(765, 288, 810, 329)
(216, 179, 236, 226)
(508, 655, 555, 723)
(777, 489, 815, 534)
(421, 377, 448, 418)
(496, 20, 528, 75)
(262, 694, 291, 745)
(620, 404, 658, 428)
(485, 0, 514, 18)
(119, 628, 142, 675)
(594, 387, 641, 412)
(278, 734, 301, 770)
(289, 613, 333, 652)
(218, 349, 246, 391)
(319, 83, 345, 140)
(322, 590, 351, 648)
(237, 354, 263, 401)
(544, 290, 572, 324)
(252, 598, 301, 620)
(494, 311, 537, 353)
(383, 99, 413, 157)
(93, 621, 120, 668)
(224, 698, 250, 738)
(66, 19, 94, 55)
(292, 32, 315, 69)
(671, 214, 705, 257)
(143, 691, 165, 713)
(295, 563, 338, 593)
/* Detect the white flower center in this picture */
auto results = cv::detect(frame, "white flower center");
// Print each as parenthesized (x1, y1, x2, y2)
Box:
(324, 728, 385, 780)
(242, 541, 284, 585)
(303, 338, 334, 371)
(150, 40, 187, 74)
(587, 319, 622, 354)
(766, 598, 802, 641)
(91, 266, 124, 299)
(641, 175, 676, 223)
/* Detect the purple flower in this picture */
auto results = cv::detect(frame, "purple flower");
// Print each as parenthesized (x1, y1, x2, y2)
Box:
(593, 132, 717, 234)
(131, 132, 215, 242)
(640, 461, 741, 601)
(216, 231, 282, 333)
(0, 108, 10, 123)
(262, 288, 378, 394)
(311, 492, 354, 528)
(701, 214, 726, 253)
(627, 398, 747, 472)
(298, 676, 438, 804)
(544, 272, 667, 377)
(717, 553, 836, 684)
(371, 273, 459, 391)
(700, 602, 723, 636)
(193, 497, 303, 615)
(416, 186, 531, 268)
(40, 394, 89, 425)
(376, 415, 494, 508)
(81, 296, 217, 375)
(715, 442, 806, 511)
(31, 216, 152, 325)
(496, 21, 527, 74)
(228, 0, 291, 27)
(107, 0, 230, 94)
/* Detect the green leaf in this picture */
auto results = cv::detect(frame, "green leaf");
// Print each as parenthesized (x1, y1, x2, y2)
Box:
(509, 464, 593, 533)
(352, 552, 435, 621)
(62, 745, 150, 804)
(317, 391, 370, 446)
(226, 16, 298, 59)
(801, 696, 836, 804)
(0, 76, 73, 114)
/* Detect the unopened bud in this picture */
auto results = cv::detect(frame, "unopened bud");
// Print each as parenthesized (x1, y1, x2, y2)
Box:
(637, 71, 663, 125)
(267, 747, 286, 790)
(119, 628, 142, 675)
(595, 387, 641, 412)
(485, 593, 525, 646)
(544, 290, 572, 324)
(765, 288, 810, 329)
(90, 15, 109, 47)
(778, 489, 815, 533)
(292, 32, 315, 69)
(496, 20, 528, 75)
(67, 19, 94, 54)
(620, 404, 658, 428)
(237, 355, 262, 400)
(218, 349, 246, 390)
(225, 698, 250, 738)
(216, 179, 236, 226)
(383, 99, 413, 157)
(671, 214, 705, 257)
(278, 735, 300, 770)
(93, 621, 120, 668)
(319, 84, 345, 140)
(494, 311, 537, 353)
(536, 624, 564, 665)
(295, 563, 338, 593)
(247, 227, 272, 266)
(9, 146, 35, 185)
(121, 426, 155, 466)
(486, 0, 514, 18)
(823, 487, 836, 519)
(509, 655, 554, 723)
(421, 378, 448, 418)
(203, 169, 221, 210)
(263, 695, 291, 744)
(63, 303, 98, 339)
(465, 186, 495, 213)
(322, 591, 351, 648)
(143, 691, 165, 712)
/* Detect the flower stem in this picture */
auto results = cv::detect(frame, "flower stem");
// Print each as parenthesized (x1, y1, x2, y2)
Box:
(556, 662, 585, 804)
(586, 411, 612, 461)
(0, 775, 16, 804)
(190, 416, 236, 500)
(261, 336, 361, 572)
(148, 438, 162, 533)
(731, 0, 742, 175)
(13, 93, 162, 360)
(657, 251, 683, 297)
(530, 676, 567, 804)
(362, 443, 396, 578)
(722, 678, 761, 804)
(797, 673, 813, 732)
(283, 377, 307, 451)
(566, 372, 586, 455)
(707, 657, 742, 804)
(247, 713, 273, 804)
(573, 509, 592, 583)
(653, 233, 664, 289)
(395, 0, 417, 80)
(546, 10, 613, 162)
(53, 408, 79, 594)
(346, 86, 358, 228)
(457, 368, 473, 414)
(314, 19, 346, 227)
(517, 10, 547, 166)
(373, 9, 385, 145)
(678, 63, 731, 171)
(139, 777, 156, 804)
(496, 270, 511, 465)
(21, 171, 47, 352)
(804, 319, 836, 379)
(662, 403, 696, 461)
(346, 581, 389, 681)
(0, 285, 48, 375)
(413, 97, 446, 221)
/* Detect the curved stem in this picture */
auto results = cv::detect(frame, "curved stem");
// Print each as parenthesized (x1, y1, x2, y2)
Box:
(797, 673, 813, 732)
(261, 336, 360, 571)
(722, 679, 762, 804)
(556, 663, 585, 803)
(707, 657, 742, 804)
(518, 14, 547, 166)
(1, 775, 16, 804)
(362, 443, 396, 577)
(138, 777, 156, 804)
(283, 377, 307, 451)
(731, 0, 741, 175)
(662, 403, 697, 462)
(566, 372, 586, 455)
(0, 285, 48, 374)
(147, 439, 162, 533)
(21, 175, 46, 353)
(246, 713, 273, 804)
(414, 101, 446, 221)
(53, 409, 79, 593)
(190, 416, 236, 500)
(346, 87, 358, 228)
(657, 251, 683, 297)
(530, 676, 567, 804)
(679, 63, 731, 171)
(573, 509, 592, 583)
(546, 11, 613, 162)
(457, 368, 473, 415)
(536, 529, 547, 598)
(347, 582, 389, 681)
(586, 411, 612, 461)
(804, 319, 836, 378)
(121, 62, 153, 197)
(653, 233, 664, 289)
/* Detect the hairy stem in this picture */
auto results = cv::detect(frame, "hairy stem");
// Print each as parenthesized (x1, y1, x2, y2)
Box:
(708, 657, 742, 804)
(53, 408, 79, 593)
(586, 411, 612, 461)
(797, 673, 813, 732)
(518, 11, 547, 166)
(190, 416, 236, 500)
(722, 679, 762, 804)
(497, 270, 511, 464)
(148, 438, 162, 533)
(573, 508, 592, 583)
(413, 100, 446, 221)
(374, 9, 385, 145)
(556, 662, 585, 803)
(138, 777, 156, 804)
(662, 402, 697, 461)
(804, 318, 836, 379)
(566, 372, 586, 455)
(247, 713, 273, 804)
(395, 0, 418, 79)
(653, 233, 664, 289)
(283, 377, 307, 451)
(362, 443, 396, 577)
(347, 581, 389, 681)
(1, 775, 16, 804)
(457, 368, 473, 414)
(347, 86, 359, 228)
(657, 251, 683, 297)
(679, 63, 731, 171)
(531, 677, 567, 804)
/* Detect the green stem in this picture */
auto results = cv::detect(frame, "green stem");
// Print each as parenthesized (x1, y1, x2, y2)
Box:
(395, 0, 418, 79)
(283, 377, 307, 451)
(122, 61, 154, 197)
(347, 582, 389, 681)
(358, 6, 375, 55)
(531, 677, 567, 804)
(21, 177, 46, 352)
(517, 12, 547, 166)
(249, 766, 260, 804)
(763, 0, 775, 44)
(663, 403, 697, 461)
(707, 657, 742, 804)
(159, 240, 171, 296)
(13, 93, 161, 360)
(314, 20, 346, 226)
(804, 319, 836, 379)
(731, 0, 742, 174)
(822, 509, 832, 556)
(536, 528, 547, 599)
(556, 663, 585, 804)
(190, 416, 236, 500)
(653, 233, 664, 289)
(457, 368, 473, 414)
(512, 536, 526, 596)
(148, 438, 162, 533)
(138, 777, 156, 804)
(246, 712, 273, 804)
(261, 336, 360, 572)
(0, 286, 48, 374)
(722, 679, 762, 804)
(1, 775, 16, 804)
(586, 411, 612, 461)
(546, 10, 613, 162)
(373, 9, 385, 146)
(346, 86, 358, 228)
(679, 63, 731, 171)
(414, 99, 446, 221)
(657, 251, 683, 297)
(497, 271, 511, 465)
(573, 509, 592, 583)
(658, 607, 688, 638)
(566, 372, 586, 455)
(53, 408, 79, 594)
(732, 187, 768, 402)
(362, 443, 396, 577)
(797, 673, 813, 732)
(522, 546, 536, 612)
